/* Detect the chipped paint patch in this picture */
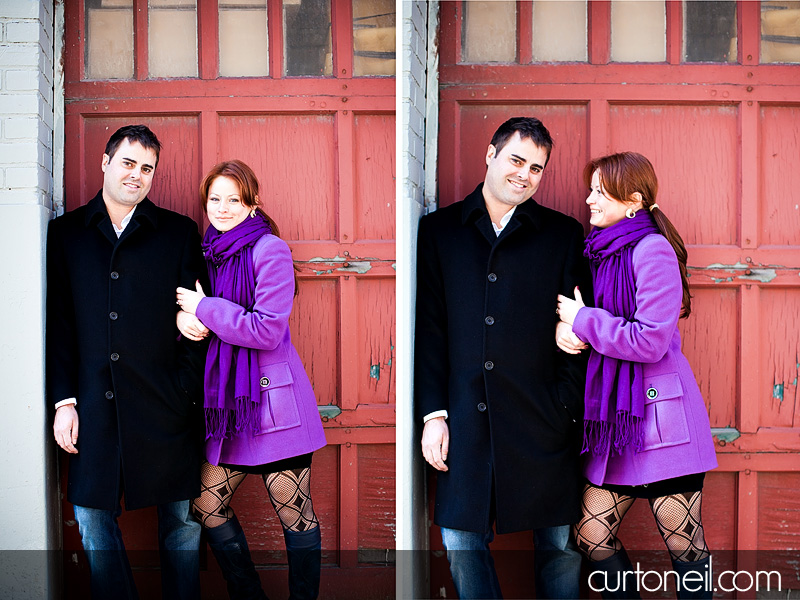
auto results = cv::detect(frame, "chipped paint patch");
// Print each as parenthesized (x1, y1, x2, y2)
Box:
(773, 383, 784, 401)
(711, 277, 733, 283)
(317, 405, 342, 419)
(370, 364, 381, 380)
(711, 427, 741, 443)
(337, 261, 372, 274)
(738, 268, 777, 283)
(706, 261, 749, 270)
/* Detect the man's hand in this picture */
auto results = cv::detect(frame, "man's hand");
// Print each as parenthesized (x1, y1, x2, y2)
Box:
(421, 417, 449, 472)
(556, 321, 588, 354)
(54, 405, 79, 454)
(177, 310, 209, 341)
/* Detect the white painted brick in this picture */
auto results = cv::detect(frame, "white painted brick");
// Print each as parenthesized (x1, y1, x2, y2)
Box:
(0, 45, 39, 68)
(0, 94, 38, 114)
(5, 69, 38, 91)
(0, 23, 6, 42)
(0, 189, 39, 205)
(5, 166, 38, 188)
(6, 21, 41, 43)
(0, 0, 39, 19)
(4, 116, 38, 139)
(0, 142, 37, 163)
(0, 170, 5, 187)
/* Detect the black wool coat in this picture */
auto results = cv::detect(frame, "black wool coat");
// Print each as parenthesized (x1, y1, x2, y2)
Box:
(415, 184, 592, 534)
(46, 192, 208, 511)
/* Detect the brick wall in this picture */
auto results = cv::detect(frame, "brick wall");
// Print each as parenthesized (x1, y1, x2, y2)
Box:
(0, 1, 59, 598)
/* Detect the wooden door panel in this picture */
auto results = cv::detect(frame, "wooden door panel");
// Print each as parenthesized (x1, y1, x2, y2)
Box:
(450, 103, 589, 225)
(354, 113, 395, 241)
(290, 278, 340, 408)
(760, 105, 800, 245)
(356, 443, 395, 560)
(759, 288, 800, 428)
(679, 288, 739, 428)
(608, 104, 739, 246)
(354, 277, 395, 405)
(73, 115, 202, 224)
(216, 114, 337, 242)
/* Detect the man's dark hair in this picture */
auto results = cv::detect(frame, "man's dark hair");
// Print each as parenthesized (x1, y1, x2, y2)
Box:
(490, 117, 554, 165)
(104, 124, 162, 166)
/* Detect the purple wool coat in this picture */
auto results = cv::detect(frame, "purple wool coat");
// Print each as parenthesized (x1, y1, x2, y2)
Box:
(196, 233, 326, 466)
(572, 234, 718, 486)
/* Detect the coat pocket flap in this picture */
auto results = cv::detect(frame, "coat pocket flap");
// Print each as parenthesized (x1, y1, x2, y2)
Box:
(643, 372, 683, 404)
(258, 362, 293, 389)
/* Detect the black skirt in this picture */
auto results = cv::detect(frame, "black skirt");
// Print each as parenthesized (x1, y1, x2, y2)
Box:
(220, 452, 313, 475)
(590, 472, 705, 499)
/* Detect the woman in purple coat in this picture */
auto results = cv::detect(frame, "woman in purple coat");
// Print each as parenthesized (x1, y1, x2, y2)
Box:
(176, 160, 326, 600)
(556, 152, 717, 599)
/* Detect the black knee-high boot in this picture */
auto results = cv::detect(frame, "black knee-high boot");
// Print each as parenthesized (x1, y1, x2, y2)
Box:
(283, 526, 321, 600)
(207, 516, 269, 600)
(671, 556, 712, 599)
(587, 548, 642, 600)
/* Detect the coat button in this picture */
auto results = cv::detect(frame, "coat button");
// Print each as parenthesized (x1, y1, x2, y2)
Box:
(105, 391, 114, 399)
(646, 387, 658, 400)
(109, 312, 118, 320)
(485, 316, 495, 325)
(110, 353, 119, 361)
(477, 402, 487, 412)
(484, 361, 494, 370)
(110, 271, 119, 280)
(487, 273, 497, 282)
(260, 377, 270, 388)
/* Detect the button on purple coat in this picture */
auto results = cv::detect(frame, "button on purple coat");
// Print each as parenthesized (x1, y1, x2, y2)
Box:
(573, 234, 718, 486)
(196, 234, 326, 466)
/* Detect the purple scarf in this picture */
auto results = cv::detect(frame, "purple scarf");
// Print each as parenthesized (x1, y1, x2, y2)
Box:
(582, 211, 660, 456)
(202, 213, 271, 440)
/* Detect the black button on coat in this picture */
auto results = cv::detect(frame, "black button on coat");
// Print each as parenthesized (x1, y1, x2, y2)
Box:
(415, 184, 592, 534)
(47, 192, 208, 511)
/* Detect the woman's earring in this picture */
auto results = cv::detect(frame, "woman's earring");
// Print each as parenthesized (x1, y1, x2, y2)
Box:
(250, 209, 256, 218)
(625, 207, 637, 219)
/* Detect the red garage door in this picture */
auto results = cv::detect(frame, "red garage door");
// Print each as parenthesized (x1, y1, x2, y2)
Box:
(61, 1, 395, 597)
(434, 2, 800, 597)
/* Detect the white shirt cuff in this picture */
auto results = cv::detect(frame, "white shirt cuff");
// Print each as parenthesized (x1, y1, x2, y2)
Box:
(55, 398, 77, 409)
(423, 410, 448, 423)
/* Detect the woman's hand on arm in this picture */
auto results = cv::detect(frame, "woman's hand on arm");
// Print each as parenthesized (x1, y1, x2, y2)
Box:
(176, 281, 206, 315)
(556, 321, 588, 354)
(556, 286, 585, 325)
(177, 310, 209, 341)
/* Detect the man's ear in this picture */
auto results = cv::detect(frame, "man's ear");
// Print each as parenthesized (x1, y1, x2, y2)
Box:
(485, 144, 496, 166)
(101, 153, 110, 172)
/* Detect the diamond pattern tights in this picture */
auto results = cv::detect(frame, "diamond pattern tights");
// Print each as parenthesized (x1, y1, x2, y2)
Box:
(574, 484, 709, 562)
(192, 462, 319, 533)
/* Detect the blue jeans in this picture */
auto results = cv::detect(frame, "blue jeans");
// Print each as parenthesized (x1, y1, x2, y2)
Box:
(74, 500, 201, 600)
(441, 524, 581, 599)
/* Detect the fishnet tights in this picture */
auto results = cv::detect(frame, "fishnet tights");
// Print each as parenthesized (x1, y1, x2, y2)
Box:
(574, 484, 709, 563)
(192, 462, 318, 533)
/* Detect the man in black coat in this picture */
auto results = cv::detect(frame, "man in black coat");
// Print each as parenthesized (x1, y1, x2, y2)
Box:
(47, 125, 207, 599)
(415, 117, 591, 598)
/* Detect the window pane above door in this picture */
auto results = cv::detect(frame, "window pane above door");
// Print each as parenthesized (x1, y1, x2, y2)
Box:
(149, 0, 198, 78)
(684, 1, 737, 63)
(532, 0, 587, 63)
(353, 0, 396, 76)
(461, 1, 517, 63)
(761, 1, 800, 64)
(611, 0, 666, 63)
(219, 0, 269, 77)
(85, 0, 134, 80)
(283, 0, 332, 76)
